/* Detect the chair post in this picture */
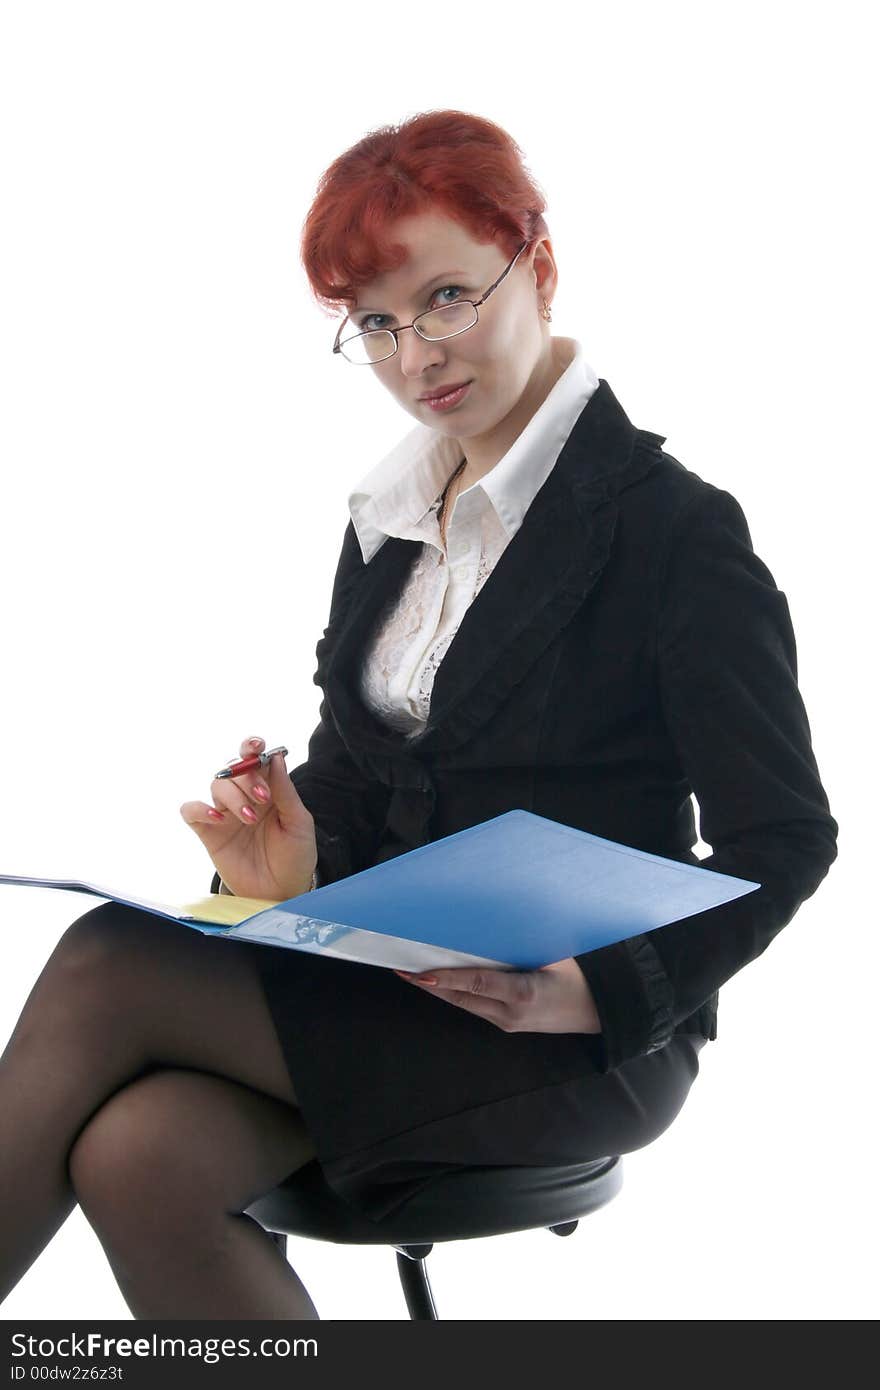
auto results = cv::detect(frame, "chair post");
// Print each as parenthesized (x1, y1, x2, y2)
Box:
(393, 1244, 438, 1320)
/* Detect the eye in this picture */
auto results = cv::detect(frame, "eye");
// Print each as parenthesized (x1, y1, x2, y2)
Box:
(432, 285, 464, 307)
(356, 285, 465, 334)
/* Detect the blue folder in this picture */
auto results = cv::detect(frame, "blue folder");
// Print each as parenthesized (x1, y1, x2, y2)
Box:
(1, 810, 759, 973)
(214, 809, 760, 970)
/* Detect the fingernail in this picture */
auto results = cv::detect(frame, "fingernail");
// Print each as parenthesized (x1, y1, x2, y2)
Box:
(242, 806, 258, 823)
(253, 785, 269, 801)
(207, 808, 224, 821)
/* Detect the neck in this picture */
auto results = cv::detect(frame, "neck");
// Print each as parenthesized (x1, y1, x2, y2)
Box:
(452, 335, 573, 486)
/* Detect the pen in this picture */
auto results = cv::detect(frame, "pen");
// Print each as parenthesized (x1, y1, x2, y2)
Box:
(214, 746, 288, 780)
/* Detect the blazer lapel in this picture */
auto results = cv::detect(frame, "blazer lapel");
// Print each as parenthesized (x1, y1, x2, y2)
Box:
(323, 379, 663, 762)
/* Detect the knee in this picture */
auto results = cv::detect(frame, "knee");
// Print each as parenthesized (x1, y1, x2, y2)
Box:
(47, 902, 162, 1005)
(50, 902, 133, 978)
(9, 905, 140, 1055)
(68, 1073, 215, 1243)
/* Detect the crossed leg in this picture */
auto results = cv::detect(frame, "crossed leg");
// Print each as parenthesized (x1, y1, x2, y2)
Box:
(68, 1067, 318, 1319)
(0, 901, 319, 1319)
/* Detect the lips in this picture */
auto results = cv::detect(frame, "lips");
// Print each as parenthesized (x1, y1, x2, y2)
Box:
(419, 380, 472, 401)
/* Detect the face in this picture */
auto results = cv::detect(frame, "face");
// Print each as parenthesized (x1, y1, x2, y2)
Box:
(346, 210, 559, 462)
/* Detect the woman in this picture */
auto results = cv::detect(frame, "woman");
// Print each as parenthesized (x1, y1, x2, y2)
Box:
(0, 110, 838, 1320)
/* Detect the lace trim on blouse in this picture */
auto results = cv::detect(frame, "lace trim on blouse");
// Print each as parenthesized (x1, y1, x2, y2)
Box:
(358, 498, 502, 738)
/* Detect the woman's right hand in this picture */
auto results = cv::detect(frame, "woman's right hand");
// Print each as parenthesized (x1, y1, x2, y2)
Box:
(179, 736, 318, 901)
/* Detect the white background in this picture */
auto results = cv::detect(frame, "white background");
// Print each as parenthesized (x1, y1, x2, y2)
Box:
(1, 0, 876, 1322)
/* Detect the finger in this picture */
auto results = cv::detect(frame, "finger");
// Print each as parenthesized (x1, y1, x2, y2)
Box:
(402, 969, 504, 998)
(234, 735, 272, 805)
(264, 748, 310, 823)
(400, 979, 512, 1030)
(209, 776, 266, 825)
(233, 737, 297, 814)
(212, 744, 297, 825)
(213, 736, 272, 814)
(179, 799, 230, 831)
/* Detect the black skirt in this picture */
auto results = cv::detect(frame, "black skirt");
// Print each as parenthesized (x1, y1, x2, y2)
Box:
(248, 940, 705, 1224)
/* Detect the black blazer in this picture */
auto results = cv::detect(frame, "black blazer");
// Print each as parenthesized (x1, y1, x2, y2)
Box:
(214, 379, 838, 1073)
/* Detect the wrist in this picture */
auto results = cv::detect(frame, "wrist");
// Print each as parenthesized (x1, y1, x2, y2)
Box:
(218, 868, 319, 897)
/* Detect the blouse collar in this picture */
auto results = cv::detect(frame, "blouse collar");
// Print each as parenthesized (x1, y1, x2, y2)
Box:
(347, 337, 600, 564)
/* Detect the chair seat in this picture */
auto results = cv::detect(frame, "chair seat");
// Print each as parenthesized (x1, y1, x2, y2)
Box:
(246, 1155, 623, 1247)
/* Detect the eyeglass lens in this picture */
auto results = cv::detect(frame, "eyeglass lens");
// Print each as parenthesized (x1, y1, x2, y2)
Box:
(339, 301, 478, 364)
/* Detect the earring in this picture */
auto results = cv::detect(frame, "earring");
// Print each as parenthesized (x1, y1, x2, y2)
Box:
(541, 299, 552, 322)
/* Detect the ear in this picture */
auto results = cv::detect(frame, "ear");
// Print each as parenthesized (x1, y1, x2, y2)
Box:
(530, 235, 558, 305)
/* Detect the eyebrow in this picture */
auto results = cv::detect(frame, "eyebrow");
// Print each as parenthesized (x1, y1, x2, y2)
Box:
(354, 270, 469, 316)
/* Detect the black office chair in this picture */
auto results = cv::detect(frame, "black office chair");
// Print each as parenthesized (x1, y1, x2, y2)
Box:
(246, 1154, 623, 1319)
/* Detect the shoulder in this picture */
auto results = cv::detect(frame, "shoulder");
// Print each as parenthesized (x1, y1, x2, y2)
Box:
(634, 433, 737, 514)
(326, 517, 369, 612)
(627, 436, 754, 552)
(645, 458, 784, 615)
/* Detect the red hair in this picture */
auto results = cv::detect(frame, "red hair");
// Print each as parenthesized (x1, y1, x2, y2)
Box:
(300, 109, 550, 320)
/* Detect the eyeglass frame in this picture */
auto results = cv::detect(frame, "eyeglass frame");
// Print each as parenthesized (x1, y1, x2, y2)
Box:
(332, 238, 531, 363)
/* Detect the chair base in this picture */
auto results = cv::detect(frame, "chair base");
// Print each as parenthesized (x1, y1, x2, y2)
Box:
(266, 1220, 589, 1318)
(249, 1155, 623, 1318)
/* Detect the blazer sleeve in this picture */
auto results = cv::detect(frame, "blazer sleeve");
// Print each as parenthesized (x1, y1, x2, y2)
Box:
(284, 693, 394, 885)
(210, 521, 393, 895)
(574, 485, 839, 1073)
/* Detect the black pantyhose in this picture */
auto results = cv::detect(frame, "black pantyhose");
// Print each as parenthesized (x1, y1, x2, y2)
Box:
(0, 902, 319, 1319)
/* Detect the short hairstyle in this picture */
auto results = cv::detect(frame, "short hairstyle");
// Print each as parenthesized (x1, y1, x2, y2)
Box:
(300, 108, 550, 320)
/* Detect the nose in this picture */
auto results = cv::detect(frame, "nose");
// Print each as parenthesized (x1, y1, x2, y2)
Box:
(397, 328, 447, 378)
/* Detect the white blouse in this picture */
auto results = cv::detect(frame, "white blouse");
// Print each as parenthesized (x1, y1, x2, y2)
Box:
(346, 338, 600, 739)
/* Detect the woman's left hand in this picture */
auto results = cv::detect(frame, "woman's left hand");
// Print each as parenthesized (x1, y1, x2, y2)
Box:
(394, 957, 602, 1035)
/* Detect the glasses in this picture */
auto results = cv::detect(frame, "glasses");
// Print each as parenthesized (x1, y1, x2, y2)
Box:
(332, 240, 530, 365)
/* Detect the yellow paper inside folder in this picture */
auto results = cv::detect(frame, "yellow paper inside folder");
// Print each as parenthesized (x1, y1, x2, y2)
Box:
(178, 894, 282, 925)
